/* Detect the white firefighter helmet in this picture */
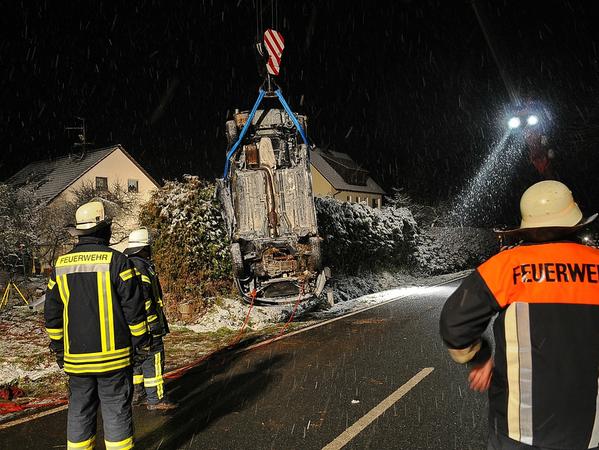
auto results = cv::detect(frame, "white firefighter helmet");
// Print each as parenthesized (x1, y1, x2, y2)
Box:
(124, 227, 151, 255)
(520, 180, 583, 229)
(67, 201, 112, 236)
(496, 180, 597, 242)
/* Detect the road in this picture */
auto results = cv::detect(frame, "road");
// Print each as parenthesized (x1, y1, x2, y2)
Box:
(0, 279, 490, 450)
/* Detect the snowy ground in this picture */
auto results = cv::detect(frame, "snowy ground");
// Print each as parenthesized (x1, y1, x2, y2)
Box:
(312, 269, 471, 319)
(0, 269, 470, 419)
(185, 269, 471, 334)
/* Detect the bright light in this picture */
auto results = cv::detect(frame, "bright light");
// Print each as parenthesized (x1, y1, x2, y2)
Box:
(508, 117, 521, 129)
(527, 115, 539, 126)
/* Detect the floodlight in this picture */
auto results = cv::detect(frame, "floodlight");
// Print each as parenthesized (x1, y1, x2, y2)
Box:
(527, 115, 539, 126)
(508, 117, 521, 129)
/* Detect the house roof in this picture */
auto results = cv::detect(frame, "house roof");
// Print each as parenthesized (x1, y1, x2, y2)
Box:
(310, 148, 386, 195)
(6, 144, 160, 203)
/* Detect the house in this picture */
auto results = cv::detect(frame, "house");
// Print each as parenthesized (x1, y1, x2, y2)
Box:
(7, 144, 160, 265)
(310, 148, 386, 207)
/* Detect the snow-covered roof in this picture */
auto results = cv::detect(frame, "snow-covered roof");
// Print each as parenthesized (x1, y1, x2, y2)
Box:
(310, 148, 386, 195)
(6, 144, 159, 203)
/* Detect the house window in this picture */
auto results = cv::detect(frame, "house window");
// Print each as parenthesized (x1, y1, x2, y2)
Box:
(127, 179, 139, 193)
(372, 198, 377, 208)
(347, 195, 352, 202)
(95, 177, 108, 191)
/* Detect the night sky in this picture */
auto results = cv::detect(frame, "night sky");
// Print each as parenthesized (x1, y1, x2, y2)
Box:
(2, 1, 599, 225)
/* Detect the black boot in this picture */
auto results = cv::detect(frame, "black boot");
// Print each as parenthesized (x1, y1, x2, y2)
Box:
(132, 385, 147, 405)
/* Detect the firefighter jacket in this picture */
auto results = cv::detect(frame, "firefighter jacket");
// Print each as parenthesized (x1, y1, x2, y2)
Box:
(127, 255, 170, 338)
(440, 241, 599, 449)
(44, 236, 149, 376)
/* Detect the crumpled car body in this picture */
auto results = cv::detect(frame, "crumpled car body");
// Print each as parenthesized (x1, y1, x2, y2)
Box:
(217, 107, 328, 305)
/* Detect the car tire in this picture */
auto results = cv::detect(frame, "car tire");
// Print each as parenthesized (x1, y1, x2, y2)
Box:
(308, 237, 322, 271)
(230, 243, 245, 278)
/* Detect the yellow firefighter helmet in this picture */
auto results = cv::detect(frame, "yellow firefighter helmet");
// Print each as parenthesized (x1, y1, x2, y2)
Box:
(68, 201, 112, 236)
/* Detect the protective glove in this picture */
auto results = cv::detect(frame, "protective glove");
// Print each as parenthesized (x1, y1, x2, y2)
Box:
(49, 342, 64, 369)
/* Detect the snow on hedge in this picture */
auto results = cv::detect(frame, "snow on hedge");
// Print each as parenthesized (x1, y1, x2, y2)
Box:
(315, 196, 496, 276)
(140, 175, 233, 313)
(315, 197, 419, 271)
(412, 226, 497, 275)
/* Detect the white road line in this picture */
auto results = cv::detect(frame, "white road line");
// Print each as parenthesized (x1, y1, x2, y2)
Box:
(322, 367, 435, 450)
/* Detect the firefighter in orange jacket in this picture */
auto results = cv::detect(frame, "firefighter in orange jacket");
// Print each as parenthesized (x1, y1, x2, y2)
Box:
(440, 180, 599, 449)
(45, 201, 149, 450)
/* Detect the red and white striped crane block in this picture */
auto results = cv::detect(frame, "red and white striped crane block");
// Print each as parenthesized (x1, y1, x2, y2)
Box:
(264, 29, 285, 76)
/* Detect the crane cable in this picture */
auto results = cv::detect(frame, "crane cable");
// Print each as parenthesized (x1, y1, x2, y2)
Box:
(256, 0, 279, 40)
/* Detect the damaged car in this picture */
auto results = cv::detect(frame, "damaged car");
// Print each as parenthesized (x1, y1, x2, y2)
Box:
(216, 99, 329, 305)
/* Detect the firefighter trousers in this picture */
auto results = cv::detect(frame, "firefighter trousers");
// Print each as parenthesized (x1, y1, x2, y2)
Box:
(67, 368, 134, 450)
(133, 338, 166, 404)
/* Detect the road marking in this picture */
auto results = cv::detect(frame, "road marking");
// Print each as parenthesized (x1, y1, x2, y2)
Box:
(0, 275, 464, 429)
(322, 367, 435, 450)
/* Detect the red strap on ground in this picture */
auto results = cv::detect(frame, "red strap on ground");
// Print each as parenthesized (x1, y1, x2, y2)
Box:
(0, 402, 24, 414)
(164, 289, 257, 380)
(0, 398, 69, 417)
(164, 284, 304, 380)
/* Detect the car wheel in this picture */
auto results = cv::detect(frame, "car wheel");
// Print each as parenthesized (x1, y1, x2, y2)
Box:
(230, 243, 245, 278)
(308, 237, 322, 271)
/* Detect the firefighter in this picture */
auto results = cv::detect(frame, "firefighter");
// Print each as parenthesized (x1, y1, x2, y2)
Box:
(440, 180, 599, 449)
(124, 228, 177, 410)
(45, 201, 149, 450)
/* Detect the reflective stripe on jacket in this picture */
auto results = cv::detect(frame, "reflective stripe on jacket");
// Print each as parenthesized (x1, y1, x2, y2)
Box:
(440, 241, 599, 449)
(44, 237, 148, 375)
(127, 255, 169, 337)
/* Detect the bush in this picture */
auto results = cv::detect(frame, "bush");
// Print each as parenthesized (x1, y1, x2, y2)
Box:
(139, 176, 233, 315)
(315, 197, 419, 272)
(412, 226, 497, 275)
(0, 184, 43, 267)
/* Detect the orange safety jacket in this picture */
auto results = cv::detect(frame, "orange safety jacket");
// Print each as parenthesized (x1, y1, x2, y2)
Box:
(440, 241, 599, 449)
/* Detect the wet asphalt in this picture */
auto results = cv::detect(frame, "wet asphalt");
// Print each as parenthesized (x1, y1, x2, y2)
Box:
(0, 279, 490, 450)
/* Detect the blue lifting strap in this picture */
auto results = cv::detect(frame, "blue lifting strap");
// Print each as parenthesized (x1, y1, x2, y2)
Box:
(223, 88, 310, 178)
(223, 89, 266, 178)
(274, 89, 309, 147)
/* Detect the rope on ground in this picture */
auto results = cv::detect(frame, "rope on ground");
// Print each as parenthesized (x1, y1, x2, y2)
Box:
(164, 283, 304, 380)
(164, 289, 257, 380)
